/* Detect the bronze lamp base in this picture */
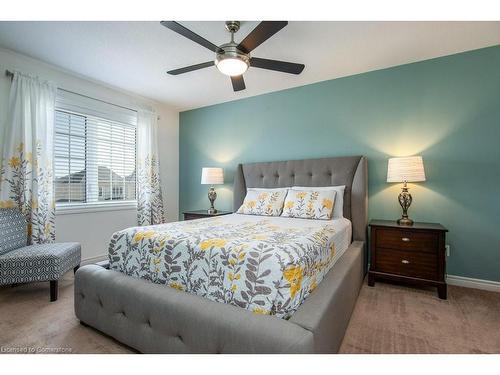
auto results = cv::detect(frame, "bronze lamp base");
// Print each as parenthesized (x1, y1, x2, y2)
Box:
(207, 186, 218, 214)
(397, 181, 413, 226)
(397, 217, 414, 226)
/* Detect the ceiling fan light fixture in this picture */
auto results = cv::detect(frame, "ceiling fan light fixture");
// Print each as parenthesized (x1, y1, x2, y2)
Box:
(215, 55, 249, 77)
(216, 57, 249, 76)
(215, 43, 250, 77)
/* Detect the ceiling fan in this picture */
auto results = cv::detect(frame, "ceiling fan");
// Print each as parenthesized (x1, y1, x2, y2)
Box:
(160, 21, 305, 92)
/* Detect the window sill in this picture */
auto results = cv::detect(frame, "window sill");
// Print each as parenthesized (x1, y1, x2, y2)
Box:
(56, 201, 137, 215)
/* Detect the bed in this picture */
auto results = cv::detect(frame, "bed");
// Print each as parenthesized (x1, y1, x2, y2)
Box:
(74, 155, 368, 353)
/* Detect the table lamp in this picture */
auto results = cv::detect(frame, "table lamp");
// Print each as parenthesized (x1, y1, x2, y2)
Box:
(387, 156, 426, 226)
(201, 167, 224, 214)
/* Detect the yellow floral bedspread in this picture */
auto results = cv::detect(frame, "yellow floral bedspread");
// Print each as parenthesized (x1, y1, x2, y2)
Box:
(108, 214, 351, 319)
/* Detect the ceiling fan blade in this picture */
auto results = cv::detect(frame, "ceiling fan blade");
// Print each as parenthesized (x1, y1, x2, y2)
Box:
(250, 57, 305, 75)
(238, 21, 288, 53)
(167, 61, 215, 75)
(161, 21, 223, 53)
(231, 75, 246, 92)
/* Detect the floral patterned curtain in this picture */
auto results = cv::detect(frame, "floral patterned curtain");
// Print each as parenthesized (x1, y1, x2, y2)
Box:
(136, 109, 165, 226)
(0, 71, 57, 243)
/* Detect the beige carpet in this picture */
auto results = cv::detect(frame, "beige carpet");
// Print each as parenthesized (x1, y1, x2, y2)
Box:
(1, 272, 499, 354)
(339, 280, 500, 353)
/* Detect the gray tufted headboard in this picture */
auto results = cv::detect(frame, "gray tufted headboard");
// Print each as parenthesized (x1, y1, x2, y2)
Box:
(233, 156, 368, 243)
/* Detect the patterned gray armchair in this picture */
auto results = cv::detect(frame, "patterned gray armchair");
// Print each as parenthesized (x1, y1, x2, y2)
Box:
(0, 208, 81, 301)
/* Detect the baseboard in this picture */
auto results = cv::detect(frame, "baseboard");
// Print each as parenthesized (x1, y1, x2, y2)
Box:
(446, 274, 500, 293)
(81, 254, 107, 266)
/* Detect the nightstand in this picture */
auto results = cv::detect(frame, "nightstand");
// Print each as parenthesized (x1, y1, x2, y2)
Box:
(183, 210, 232, 221)
(368, 220, 448, 299)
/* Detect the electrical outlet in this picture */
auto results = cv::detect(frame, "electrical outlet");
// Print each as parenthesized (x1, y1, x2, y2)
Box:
(445, 245, 450, 257)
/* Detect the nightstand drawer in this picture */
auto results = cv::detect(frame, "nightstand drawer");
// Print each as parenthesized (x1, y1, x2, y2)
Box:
(375, 248, 438, 280)
(376, 228, 438, 253)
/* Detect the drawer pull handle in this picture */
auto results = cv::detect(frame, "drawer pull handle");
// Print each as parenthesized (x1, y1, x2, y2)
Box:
(401, 259, 410, 264)
(402, 237, 410, 242)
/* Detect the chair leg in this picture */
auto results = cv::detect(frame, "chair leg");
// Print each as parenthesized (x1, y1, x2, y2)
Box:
(50, 280, 58, 302)
(74, 264, 80, 274)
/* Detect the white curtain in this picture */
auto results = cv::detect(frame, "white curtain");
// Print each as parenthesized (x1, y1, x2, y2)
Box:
(136, 109, 165, 225)
(0, 71, 57, 243)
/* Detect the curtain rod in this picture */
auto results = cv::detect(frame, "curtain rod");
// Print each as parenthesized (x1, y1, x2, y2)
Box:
(5, 69, 161, 120)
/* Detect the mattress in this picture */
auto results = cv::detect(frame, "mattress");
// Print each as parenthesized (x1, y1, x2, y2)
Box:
(108, 213, 352, 319)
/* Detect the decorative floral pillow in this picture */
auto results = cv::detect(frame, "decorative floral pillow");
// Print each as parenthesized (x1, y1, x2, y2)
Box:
(281, 189, 336, 220)
(292, 185, 345, 218)
(237, 188, 288, 216)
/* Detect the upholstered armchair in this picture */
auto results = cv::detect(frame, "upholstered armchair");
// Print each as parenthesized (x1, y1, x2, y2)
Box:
(0, 208, 81, 301)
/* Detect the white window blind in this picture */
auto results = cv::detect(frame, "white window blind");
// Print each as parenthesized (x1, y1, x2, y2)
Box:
(54, 111, 87, 203)
(54, 90, 137, 209)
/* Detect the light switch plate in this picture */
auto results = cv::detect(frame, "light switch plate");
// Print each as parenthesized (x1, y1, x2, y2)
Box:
(445, 244, 450, 257)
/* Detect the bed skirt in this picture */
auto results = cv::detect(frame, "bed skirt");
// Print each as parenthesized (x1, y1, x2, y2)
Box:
(74, 241, 365, 353)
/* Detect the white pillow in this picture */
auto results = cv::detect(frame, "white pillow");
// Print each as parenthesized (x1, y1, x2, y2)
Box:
(291, 185, 345, 218)
(237, 188, 288, 216)
(281, 189, 336, 220)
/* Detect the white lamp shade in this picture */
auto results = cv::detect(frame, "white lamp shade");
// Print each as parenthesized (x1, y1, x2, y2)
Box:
(387, 156, 426, 183)
(201, 167, 224, 185)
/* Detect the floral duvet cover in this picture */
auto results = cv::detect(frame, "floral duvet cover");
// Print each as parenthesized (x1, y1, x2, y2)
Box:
(108, 214, 351, 319)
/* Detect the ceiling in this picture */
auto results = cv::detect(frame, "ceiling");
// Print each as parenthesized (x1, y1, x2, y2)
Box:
(0, 21, 499, 111)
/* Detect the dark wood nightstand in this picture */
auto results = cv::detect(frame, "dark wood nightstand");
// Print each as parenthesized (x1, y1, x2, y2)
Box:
(183, 210, 232, 221)
(368, 220, 448, 299)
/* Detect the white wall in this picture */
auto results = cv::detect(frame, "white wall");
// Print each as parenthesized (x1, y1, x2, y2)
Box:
(0, 47, 179, 262)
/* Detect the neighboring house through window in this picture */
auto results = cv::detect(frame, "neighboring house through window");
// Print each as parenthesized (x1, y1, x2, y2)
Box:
(54, 90, 137, 211)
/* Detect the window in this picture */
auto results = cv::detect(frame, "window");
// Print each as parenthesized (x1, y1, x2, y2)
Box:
(54, 90, 137, 211)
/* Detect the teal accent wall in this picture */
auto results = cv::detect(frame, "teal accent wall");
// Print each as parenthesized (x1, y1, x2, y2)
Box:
(180, 45, 500, 282)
